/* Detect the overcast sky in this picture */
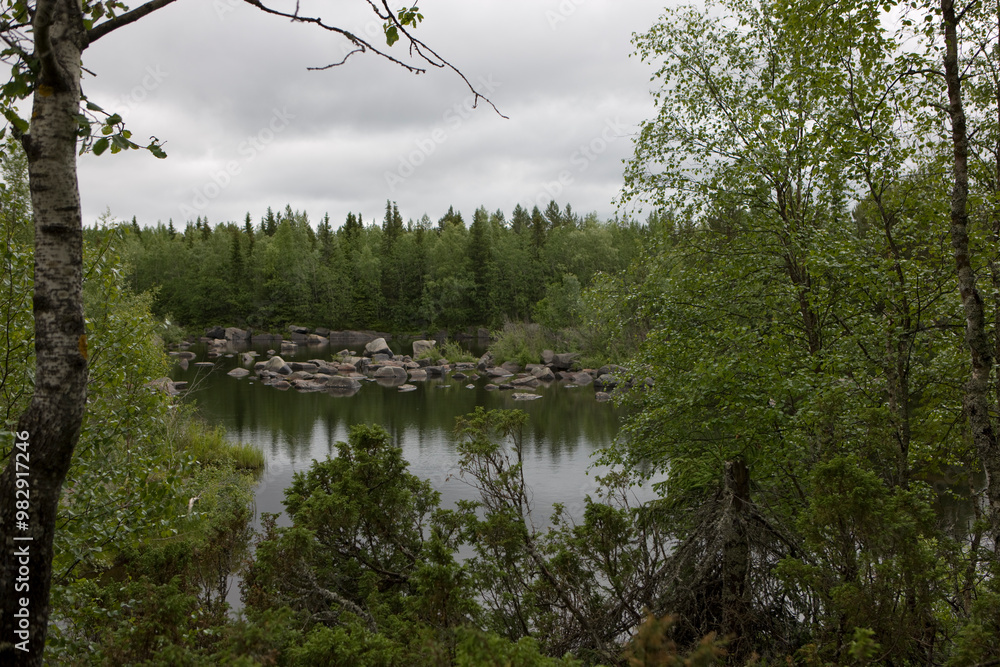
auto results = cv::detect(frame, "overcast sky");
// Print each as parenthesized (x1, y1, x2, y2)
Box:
(76, 1, 666, 229)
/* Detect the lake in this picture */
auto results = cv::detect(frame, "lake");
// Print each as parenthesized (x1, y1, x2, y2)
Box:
(169, 338, 634, 534)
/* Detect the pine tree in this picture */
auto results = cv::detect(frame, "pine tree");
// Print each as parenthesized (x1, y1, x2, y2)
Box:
(263, 207, 277, 236)
(438, 205, 465, 230)
(544, 200, 562, 229)
(511, 204, 529, 235)
(530, 205, 546, 250)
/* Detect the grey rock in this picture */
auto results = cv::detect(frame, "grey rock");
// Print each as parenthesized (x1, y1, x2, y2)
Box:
(225, 327, 250, 342)
(146, 377, 180, 396)
(477, 350, 494, 371)
(550, 353, 580, 371)
(327, 376, 362, 392)
(412, 339, 437, 357)
(365, 337, 393, 358)
(263, 356, 292, 375)
(373, 366, 407, 381)
(530, 366, 556, 382)
(289, 362, 319, 373)
(594, 374, 618, 391)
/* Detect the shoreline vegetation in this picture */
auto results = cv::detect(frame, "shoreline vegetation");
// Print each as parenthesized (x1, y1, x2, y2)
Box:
(156, 321, 632, 403)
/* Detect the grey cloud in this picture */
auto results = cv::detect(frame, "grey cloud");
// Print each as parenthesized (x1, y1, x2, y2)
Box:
(75, 1, 663, 227)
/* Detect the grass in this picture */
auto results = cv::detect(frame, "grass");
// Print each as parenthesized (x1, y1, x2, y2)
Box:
(415, 340, 478, 363)
(177, 420, 265, 473)
(489, 321, 611, 369)
(489, 321, 560, 367)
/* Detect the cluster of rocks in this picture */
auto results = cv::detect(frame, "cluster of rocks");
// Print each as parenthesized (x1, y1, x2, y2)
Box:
(159, 327, 640, 402)
(194, 325, 393, 358)
(244, 339, 633, 402)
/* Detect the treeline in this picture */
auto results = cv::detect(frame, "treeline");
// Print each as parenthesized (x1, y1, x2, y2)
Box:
(120, 200, 645, 332)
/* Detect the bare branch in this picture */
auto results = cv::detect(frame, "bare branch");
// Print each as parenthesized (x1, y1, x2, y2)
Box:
(85, 0, 181, 46)
(240, 0, 507, 118)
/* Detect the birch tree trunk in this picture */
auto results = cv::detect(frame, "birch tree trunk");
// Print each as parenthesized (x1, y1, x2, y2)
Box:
(0, 0, 87, 663)
(942, 0, 1000, 540)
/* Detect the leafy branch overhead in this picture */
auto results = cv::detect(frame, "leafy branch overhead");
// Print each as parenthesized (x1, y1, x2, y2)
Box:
(0, 0, 503, 161)
(385, 4, 424, 47)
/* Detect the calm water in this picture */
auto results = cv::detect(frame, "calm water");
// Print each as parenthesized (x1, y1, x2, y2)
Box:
(170, 339, 632, 530)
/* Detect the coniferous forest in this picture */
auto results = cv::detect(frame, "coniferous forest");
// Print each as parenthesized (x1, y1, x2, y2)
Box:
(120, 200, 645, 335)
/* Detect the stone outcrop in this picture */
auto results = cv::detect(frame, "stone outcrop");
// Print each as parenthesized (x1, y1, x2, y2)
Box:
(327, 376, 362, 392)
(262, 355, 292, 375)
(147, 377, 182, 396)
(550, 353, 580, 371)
(226, 327, 250, 342)
(214, 332, 611, 401)
(365, 337, 393, 358)
(373, 366, 407, 381)
(530, 366, 556, 382)
(413, 339, 436, 358)
(328, 331, 391, 347)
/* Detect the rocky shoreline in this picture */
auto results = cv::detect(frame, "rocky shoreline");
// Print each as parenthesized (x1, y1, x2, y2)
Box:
(154, 326, 641, 402)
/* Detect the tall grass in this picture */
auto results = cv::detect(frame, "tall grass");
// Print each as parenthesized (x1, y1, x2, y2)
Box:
(175, 420, 264, 473)
(489, 321, 560, 367)
(489, 320, 607, 368)
(414, 340, 478, 363)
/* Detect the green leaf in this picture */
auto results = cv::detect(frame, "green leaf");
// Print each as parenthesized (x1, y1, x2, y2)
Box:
(92, 137, 109, 156)
(2, 108, 28, 133)
(384, 24, 399, 47)
(147, 139, 167, 159)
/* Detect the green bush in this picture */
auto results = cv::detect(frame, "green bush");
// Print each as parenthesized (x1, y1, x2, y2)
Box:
(489, 321, 560, 367)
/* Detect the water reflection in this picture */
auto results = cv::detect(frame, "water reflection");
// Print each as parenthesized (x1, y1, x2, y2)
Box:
(171, 340, 628, 527)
